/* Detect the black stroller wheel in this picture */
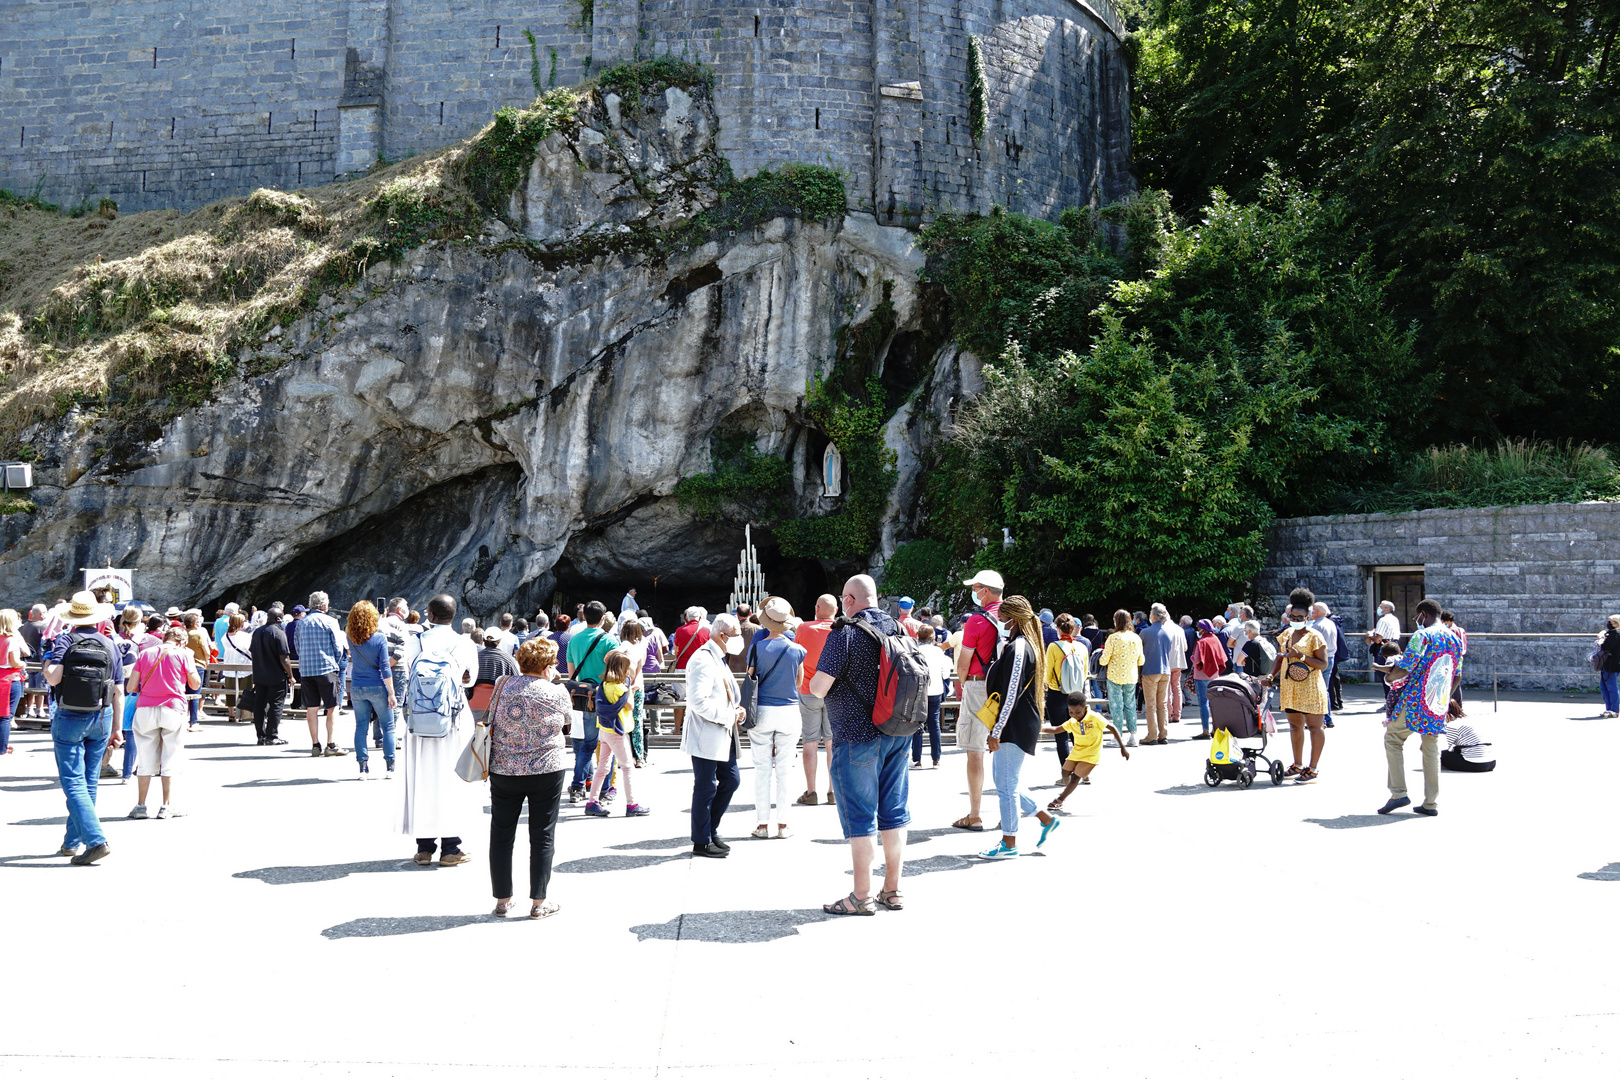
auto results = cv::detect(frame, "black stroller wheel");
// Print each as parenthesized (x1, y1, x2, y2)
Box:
(1203, 762, 1221, 787)
(1270, 760, 1285, 786)
(1236, 767, 1253, 789)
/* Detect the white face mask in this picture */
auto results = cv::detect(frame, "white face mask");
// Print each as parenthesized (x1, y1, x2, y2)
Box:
(723, 634, 743, 656)
(1288, 615, 1307, 627)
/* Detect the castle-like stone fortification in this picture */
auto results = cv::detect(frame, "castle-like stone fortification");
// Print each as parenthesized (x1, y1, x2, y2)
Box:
(0, 0, 1130, 222)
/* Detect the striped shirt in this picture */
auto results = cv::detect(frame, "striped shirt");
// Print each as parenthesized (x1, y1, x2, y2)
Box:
(1444, 723, 1493, 763)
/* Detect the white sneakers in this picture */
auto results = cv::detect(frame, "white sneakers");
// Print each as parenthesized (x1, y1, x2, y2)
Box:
(1126, 733, 1139, 748)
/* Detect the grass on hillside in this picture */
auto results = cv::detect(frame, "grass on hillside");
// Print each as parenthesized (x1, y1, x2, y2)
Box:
(0, 58, 734, 457)
(1332, 440, 1620, 514)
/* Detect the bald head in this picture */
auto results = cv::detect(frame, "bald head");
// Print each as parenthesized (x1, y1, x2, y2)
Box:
(840, 575, 877, 616)
(815, 593, 838, 619)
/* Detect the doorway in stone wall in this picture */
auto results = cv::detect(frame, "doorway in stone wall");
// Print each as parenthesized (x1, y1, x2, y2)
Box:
(1372, 567, 1425, 636)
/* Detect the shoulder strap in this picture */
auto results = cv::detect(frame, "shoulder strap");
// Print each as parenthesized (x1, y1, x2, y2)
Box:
(580, 631, 609, 675)
(755, 643, 790, 687)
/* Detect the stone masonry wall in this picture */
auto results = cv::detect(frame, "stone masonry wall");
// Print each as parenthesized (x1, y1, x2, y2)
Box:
(1257, 502, 1620, 692)
(0, 0, 1131, 219)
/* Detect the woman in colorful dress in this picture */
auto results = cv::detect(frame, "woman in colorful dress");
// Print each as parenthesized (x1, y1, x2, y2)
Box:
(1261, 588, 1329, 781)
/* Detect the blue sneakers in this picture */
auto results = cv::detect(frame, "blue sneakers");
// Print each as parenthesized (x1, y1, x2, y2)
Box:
(1038, 817, 1062, 848)
(978, 843, 1018, 859)
(584, 801, 610, 817)
(625, 803, 650, 817)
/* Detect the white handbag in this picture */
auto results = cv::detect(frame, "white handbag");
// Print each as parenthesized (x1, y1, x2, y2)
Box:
(455, 677, 501, 783)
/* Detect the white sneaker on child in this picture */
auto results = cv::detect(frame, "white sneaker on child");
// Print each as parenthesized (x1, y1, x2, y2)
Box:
(1126, 734, 1139, 747)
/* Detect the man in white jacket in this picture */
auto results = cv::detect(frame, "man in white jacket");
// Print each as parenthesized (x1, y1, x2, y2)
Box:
(682, 613, 744, 859)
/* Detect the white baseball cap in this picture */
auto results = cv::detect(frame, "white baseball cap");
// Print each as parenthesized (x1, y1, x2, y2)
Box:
(962, 569, 1005, 591)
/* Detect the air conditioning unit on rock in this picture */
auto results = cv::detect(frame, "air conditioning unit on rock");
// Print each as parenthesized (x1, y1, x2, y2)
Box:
(3, 463, 33, 491)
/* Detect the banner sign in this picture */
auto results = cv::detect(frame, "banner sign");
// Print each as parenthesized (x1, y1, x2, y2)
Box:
(83, 568, 134, 603)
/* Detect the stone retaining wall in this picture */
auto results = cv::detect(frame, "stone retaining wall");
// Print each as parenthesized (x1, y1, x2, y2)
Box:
(1257, 502, 1619, 692)
(0, 0, 1132, 219)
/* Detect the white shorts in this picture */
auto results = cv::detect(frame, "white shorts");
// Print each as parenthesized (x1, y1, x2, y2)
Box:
(133, 704, 187, 776)
(958, 681, 990, 751)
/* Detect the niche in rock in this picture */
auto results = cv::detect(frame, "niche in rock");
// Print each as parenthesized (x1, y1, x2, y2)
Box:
(214, 464, 548, 621)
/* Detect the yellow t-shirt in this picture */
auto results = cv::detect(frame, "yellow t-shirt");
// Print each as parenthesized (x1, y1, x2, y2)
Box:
(1044, 639, 1089, 692)
(597, 680, 633, 735)
(1061, 710, 1108, 763)
(1099, 631, 1144, 685)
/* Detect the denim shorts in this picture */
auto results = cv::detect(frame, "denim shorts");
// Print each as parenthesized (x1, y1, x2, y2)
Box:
(830, 734, 912, 839)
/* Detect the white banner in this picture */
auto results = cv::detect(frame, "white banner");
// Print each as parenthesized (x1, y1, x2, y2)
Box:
(82, 568, 134, 603)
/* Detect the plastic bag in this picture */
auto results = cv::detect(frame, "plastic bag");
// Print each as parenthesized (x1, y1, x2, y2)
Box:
(1209, 728, 1236, 766)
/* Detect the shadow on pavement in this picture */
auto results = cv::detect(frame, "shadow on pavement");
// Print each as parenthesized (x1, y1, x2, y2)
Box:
(554, 853, 688, 874)
(609, 835, 695, 851)
(200, 754, 315, 762)
(223, 777, 340, 788)
(1155, 783, 1289, 796)
(321, 914, 508, 939)
(1305, 815, 1413, 829)
(811, 825, 961, 846)
(1, 782, 59, 792)
(682, 803, 755, 814)
(1577, 862, 1620, 881)
(235, 859, 418, 884)
(629, 908, 832, 943)
(9, 815, 129, 826)
(0, 853, 79, 868)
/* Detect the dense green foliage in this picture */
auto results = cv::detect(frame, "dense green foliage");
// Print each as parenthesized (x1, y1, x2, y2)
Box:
(460, 88, 583, 214)
(916, 176, 1420, 609)
(674, 431, 793, 521)
(702, 163, 848, 229)
(1134, 0, 1620, 442)
(1332, 440, 1620, 515)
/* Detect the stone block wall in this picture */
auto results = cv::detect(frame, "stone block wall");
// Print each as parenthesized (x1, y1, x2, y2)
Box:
(0, 0, 1131, 219)
(1257, 502, 1620, 691)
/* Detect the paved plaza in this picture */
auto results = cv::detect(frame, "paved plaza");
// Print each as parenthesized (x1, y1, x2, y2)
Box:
(2, 687, 1617, 1079)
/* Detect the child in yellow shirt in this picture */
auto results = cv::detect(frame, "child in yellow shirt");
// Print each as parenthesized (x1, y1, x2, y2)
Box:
(1041, 691, 1128, 811)
(586, 652, 649, 818)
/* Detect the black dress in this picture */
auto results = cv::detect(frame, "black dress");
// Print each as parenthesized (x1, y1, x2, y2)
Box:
(984, 636, 1042, 756)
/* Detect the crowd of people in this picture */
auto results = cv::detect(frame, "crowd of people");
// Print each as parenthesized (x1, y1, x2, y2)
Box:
(0, 571, 1554, 911)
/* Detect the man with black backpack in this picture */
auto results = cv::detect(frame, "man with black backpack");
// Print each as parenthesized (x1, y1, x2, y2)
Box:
(807, 574, 918, 916)
(43, 591, 125, 865)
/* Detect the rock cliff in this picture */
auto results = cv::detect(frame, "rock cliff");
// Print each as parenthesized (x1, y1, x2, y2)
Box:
(1, 80, 970, 618)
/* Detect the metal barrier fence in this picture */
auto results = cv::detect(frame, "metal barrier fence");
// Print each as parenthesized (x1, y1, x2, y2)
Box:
(1339, 632, 1603, 710)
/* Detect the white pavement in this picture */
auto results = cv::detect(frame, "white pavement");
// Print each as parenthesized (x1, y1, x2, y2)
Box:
(2, 688, 1617, 1079)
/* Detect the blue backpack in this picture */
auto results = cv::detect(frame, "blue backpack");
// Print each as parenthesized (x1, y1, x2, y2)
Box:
(407, 646, 465, 738)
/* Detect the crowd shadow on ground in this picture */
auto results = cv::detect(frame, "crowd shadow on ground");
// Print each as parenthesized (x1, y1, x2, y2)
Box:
(1305, 814, 1415, 829)
(629, 909, 834, 943)
(1577, 862, 1620, 881)
(810, 825, 961, 846)
(224, 777, 339, 788)
(321, 913, 522, 939)
(235, 859, 422, 884)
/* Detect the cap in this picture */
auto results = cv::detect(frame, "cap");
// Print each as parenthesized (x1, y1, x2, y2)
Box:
(897, 596, 915, 609)
(1038, 608, 1055, 625)
(291, 604, 308, 615)
(962, 569, 1005, 591)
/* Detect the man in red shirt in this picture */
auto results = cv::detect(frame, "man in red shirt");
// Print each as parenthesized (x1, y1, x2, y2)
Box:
(896, 597, 924, 638)
(670, 607, 711, 738)
(792, 594, 839, 805)
(953, 570, 1005, 831)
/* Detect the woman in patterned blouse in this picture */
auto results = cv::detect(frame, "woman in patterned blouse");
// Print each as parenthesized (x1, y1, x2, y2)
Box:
(487, 636, 571, 920)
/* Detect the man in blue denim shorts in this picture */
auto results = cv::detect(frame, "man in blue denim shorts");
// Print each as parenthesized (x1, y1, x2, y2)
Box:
(807, 574, 910, 916)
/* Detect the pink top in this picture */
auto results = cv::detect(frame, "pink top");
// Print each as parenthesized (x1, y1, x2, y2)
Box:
(134, 646, 194, 709)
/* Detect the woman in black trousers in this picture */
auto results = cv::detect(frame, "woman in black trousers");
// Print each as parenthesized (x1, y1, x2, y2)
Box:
(486, 637, 570, 920)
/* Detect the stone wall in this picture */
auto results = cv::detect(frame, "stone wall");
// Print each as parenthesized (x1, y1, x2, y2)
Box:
(0, 0, 1131, 219)
(1257, 502, 1620, 691)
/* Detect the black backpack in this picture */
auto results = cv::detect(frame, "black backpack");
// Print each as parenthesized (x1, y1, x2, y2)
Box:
(57, 634, 116, 714)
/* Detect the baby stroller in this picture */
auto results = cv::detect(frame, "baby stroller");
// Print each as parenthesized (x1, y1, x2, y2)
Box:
(1202, 673, 1286, 788)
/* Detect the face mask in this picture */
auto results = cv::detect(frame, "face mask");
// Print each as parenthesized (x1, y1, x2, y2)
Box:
(1288, 616, 1306, 627)
(723, 634, 743, 656)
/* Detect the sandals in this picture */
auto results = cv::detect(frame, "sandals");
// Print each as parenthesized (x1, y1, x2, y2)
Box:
(751, 825, 771, 839)
(952, 816, 985, 831)
(1046, 798, 1065, 812)
(875, 889, 903, 911)
(1284, 764, 1303, 777)
(795, 791, 818, 806)
(823, 892, 876, 916)
(1297, 767, 1318, 781)
(530, 899, 560, 920)
(492, 899, 513, 918)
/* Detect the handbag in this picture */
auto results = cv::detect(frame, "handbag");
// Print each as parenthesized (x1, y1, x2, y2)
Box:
(456, 676, 503, 783)
(739, 643, 790, 731)
(564, 633, 611, 710)
(975, 690, 1002, 729)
